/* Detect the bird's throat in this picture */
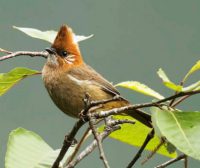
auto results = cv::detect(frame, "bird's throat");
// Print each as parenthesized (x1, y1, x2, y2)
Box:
(47, 54, 59, 66)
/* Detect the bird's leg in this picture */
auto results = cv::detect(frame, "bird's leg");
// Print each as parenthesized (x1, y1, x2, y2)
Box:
(79, 93, 122, 120)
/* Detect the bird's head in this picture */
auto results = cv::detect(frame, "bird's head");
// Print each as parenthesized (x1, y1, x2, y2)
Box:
(45, 25, 83, 69)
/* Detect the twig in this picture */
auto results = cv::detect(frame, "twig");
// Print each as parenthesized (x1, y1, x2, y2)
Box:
(0, 50, 48, 61)
(172, 95, 191, 107)
(66, 119, 135, 168)
(155, 154, 187, 168)
(126, 129, 154, 168)
(66, 118, 134, 168)
(80, 94, 122, 116)
(88, 113, 110, 168)
(66, 125, 121, 168)
(142, 137, 165, 165)
(93, 90, 200, 119)
(107, 118, 135, 126)
(52, 119, 86, 168)
(66, 127, 91, 165)
(184, 155, 188, 168)
(0, 48, 12, 54)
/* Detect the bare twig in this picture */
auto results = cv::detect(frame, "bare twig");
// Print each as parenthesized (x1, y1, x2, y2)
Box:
(107, 118, 135, 126)
(80, 94, 122, 117)
(88, 113, 110, 168)
(66, 117, 135, 168)
(93, 90, 200, 119)
(142, 137, 165, 165)
(66, 125, 120, 168)
(126, 129, 154, 168)
(52, 119, 86, 168)
(82, 93, 111, 168)
(0, 48, 12, 54)
(66, 119, 135, 168)
(184, 155, 188, 168)
(66, 127, 91, 164)
(0, 50, 48, 61)
(155, 154, 187, 168)
(172, 95, 191, 107)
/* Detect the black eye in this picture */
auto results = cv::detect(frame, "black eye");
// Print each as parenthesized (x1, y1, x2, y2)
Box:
(61, 50, 68, 57)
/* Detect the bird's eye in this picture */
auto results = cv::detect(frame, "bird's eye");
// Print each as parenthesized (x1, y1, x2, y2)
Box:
(61, 50, 68, 57)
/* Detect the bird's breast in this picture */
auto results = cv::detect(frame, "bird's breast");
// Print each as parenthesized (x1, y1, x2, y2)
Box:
(42, 65, 116, 117)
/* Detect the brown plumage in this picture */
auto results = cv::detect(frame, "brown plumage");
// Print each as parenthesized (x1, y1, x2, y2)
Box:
(42, 25, 151, 127)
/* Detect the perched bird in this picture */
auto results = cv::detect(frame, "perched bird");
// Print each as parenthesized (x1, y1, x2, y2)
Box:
(42, 25, 151, 127)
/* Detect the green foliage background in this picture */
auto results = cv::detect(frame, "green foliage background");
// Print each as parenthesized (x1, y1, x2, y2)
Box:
(0, 0, 200, 167)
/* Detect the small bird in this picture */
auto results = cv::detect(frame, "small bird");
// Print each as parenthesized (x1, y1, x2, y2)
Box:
(42, 25, 151, 127)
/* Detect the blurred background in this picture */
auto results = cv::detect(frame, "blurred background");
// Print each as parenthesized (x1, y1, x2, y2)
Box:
(0, 0, 200, 167)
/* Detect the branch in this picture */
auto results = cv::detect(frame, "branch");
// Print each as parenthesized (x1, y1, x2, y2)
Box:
(88, 113, 110, 168)
(66, 127, 91, 164)
(52, 119, 86, 168)
(155, 154, 187, 168)
(126, 129, 154, 168)
(66, 119, 135, 168)
(66, 126, 120, 168)
(0, 50, 48, 61)
(93, 90, 200, 119)
(141, 137, 165, 165)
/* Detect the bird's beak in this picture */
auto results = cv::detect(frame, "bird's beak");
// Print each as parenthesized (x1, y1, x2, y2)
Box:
(45, 47, 57, 55)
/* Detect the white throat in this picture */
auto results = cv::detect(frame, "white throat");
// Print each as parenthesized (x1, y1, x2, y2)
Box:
(47, 54, 58, 66)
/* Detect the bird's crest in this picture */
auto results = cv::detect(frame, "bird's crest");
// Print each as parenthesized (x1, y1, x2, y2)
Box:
(52, 25, 81, 58)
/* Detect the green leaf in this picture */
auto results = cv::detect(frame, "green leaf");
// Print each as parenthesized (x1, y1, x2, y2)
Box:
(5, 128, 76, 168)
(5, 127, 52, 168)
(157, 68, 182, 91)
(182, 81, 200, 92)
(183, 60, 200, 83)
(13, 26, 93, 44)
(0, 67, 39, 96)
(115, 81, 164, 99)
(107, 115, 177, 158)
(152, 107, 200, 160)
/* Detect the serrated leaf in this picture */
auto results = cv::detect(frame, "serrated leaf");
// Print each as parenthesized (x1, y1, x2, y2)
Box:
(157, 68, 182, 91)
(115, 81, 164, 99)
(13, 26, 93, 44)
(0, 67, 39, 96)
(106, 115, 177, 158)
(5, 128, 76, 168)
(152, 107, 200, 160)
(183, 60, 200, 83)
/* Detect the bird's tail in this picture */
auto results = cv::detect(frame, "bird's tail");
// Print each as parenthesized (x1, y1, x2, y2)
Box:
(126, 109, 152, 128)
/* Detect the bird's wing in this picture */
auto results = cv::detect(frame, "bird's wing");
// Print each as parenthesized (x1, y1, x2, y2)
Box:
(68, 63, 123, 97)
(68, 63, 152, 127)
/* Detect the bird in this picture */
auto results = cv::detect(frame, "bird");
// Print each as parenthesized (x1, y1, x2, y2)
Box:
(42, 25, 151, 128)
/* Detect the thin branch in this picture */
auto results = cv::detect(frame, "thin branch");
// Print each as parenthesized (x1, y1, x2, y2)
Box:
(126, 129, 154, 168)
(88, 113, 110, 168)
(107, 118, 135, 126)
(66, 125, 121, 168)
(172, 95, 191, 107)
(66, 119, 135, 168)
(93, 90, 200, 119)
(184, 155, 188, 168)
(155, 154, 186, 168)
(142, 137, 165, 165)
(52, 119, 86, 168)
(66, 127, 91, 165)
(0, 50, 48, 61)
(80, 94, 122, 117)
(0, 48, 12, 54)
